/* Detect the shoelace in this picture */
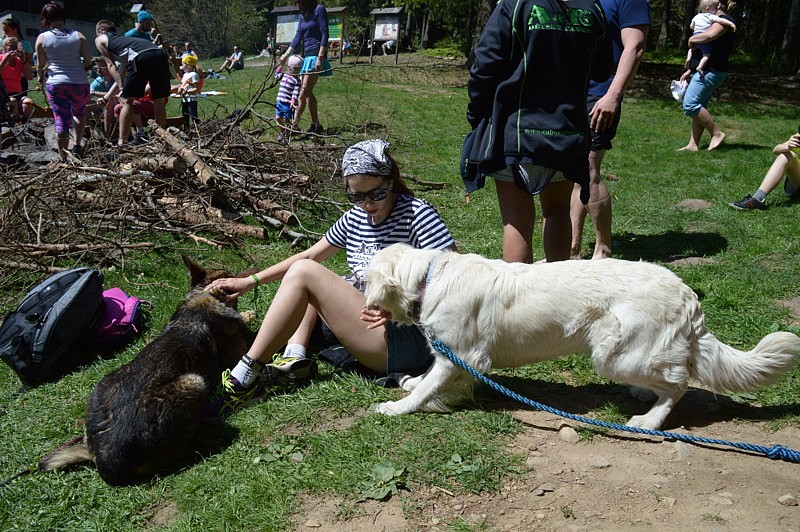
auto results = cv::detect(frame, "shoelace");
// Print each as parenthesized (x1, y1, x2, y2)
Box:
(208, 369, 234, 403)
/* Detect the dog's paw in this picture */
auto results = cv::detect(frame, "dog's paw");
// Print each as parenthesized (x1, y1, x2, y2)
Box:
(373, 401, 404, 416)
(625, 414, 660, 430)
(239, 310, 256, 324)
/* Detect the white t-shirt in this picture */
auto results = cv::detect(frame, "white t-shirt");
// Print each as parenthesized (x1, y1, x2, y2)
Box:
(180, 71, 200, 100)
(691, 13, 724, 34)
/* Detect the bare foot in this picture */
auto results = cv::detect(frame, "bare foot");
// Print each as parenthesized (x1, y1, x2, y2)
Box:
(677, 145, 699, 152)
(591, 247, 612, 260)
(707, 132, 726, 151)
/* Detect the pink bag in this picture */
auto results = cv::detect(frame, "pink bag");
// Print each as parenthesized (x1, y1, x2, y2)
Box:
(94, 288, 142, 348)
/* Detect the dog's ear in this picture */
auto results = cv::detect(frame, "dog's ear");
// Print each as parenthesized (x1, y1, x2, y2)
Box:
(183, 256, 208, 288)
(365, 251, 414, 321)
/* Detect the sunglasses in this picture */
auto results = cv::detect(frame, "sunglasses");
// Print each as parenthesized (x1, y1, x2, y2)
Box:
(346, 187, 389, 204)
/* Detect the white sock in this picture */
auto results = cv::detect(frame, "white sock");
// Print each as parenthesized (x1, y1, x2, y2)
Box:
(230, 355, 263, 387)
(283, 343, 307, 359)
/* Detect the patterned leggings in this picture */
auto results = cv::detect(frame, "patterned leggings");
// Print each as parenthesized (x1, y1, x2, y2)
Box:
(45, 83, 90, 133)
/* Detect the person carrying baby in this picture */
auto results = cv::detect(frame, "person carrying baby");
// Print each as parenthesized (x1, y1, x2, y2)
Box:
(685, 0, 736, 76)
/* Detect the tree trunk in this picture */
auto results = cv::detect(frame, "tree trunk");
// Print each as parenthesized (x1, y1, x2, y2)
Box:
(778, 0, 800, 74)
(679, 0, 696, 53)
(657, 0, 673, 50)
(465, 0, 496, 69)
(420, 10, 430, 50)
(757, 0, 774, 62)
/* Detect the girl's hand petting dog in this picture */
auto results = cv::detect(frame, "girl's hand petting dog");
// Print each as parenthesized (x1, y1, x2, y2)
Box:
(360, 306, 391, 329)
(205, 277, 250, 300)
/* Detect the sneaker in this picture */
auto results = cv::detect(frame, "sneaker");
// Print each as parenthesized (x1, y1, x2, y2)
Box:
(267, 353, 316, 380)
(729, 194, 766, 211)
(306, 123, 324, 135)
(202, 369, 265, 421)
(71, 144, 84, 158)
(129, 132, 148, 146)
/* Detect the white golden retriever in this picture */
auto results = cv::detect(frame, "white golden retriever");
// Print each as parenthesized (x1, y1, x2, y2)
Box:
(364, 244, 800, 429)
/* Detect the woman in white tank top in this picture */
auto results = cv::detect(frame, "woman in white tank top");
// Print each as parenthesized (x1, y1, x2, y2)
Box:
(34, 2, 91, 161)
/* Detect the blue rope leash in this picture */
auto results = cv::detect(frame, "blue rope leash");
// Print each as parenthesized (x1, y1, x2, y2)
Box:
(430, 339, 800, 463)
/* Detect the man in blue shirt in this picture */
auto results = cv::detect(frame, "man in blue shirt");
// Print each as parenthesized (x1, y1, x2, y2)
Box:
(125, 11, 154, 41)
(570, 0, 650, 260)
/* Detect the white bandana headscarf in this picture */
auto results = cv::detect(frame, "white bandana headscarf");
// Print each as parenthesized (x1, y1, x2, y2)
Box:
(342, 139, 393, 177)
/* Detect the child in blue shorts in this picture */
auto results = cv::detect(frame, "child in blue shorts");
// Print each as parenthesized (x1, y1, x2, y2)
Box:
(274, 54, 302, 143)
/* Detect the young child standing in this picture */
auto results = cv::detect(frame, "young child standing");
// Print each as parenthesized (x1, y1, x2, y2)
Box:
(686, 0, 736, 76)
(172, 54, 200, 129)
(274, 54, 302, 143)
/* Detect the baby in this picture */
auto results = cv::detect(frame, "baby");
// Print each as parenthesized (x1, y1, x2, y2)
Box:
(274, 55, 302, 143)
(686, 0, 736, 76)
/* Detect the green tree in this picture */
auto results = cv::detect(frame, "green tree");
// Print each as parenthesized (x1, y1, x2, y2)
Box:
(148, 0, 263, 58)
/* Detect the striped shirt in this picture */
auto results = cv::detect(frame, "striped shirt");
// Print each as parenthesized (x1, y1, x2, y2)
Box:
(276, 73, 300, 104)
(326, 194, 454, 284)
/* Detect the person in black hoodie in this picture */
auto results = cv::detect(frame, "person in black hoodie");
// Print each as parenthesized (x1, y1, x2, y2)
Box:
(465, 0, 612, 263)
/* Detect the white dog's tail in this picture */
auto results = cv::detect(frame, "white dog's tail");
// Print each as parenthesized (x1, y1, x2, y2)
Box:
(693, 331, 800, 393)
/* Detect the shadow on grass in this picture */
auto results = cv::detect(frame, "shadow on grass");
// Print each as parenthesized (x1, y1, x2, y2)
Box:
(475, 374, 800, 433)
(613, 230, 727, 262)
(705, 141, 770, 152)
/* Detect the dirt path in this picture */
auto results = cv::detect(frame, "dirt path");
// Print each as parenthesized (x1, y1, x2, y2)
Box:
(291, 382, 800, 530)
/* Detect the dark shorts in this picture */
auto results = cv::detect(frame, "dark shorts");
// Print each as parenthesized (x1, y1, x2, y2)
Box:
(310, 318, 433, 375)
(385, 322, 433, 374)
(122, 49, 172, 99)
(587, 93, 622, 151)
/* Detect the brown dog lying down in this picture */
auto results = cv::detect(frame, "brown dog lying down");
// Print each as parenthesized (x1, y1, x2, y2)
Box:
(364, 244, 800, 429)
(39, 257, 254, 485)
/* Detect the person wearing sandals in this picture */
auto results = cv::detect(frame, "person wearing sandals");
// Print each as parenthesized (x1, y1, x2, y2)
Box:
(202, 139, 456, 419)
(279, 0, 332, 137)
(729, 131, 800, 211)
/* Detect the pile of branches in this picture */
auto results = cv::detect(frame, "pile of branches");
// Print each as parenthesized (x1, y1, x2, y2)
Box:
(0, 117, 356, 288)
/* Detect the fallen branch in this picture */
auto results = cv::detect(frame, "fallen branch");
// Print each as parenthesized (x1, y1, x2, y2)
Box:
(148, 120, 217, 186)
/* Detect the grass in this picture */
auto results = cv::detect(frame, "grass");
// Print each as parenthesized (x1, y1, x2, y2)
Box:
(2, 53, 800, 528)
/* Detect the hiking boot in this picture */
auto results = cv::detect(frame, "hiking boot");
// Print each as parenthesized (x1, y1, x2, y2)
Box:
(267, 353, 317, 382)
(201, 369, 265, 421)
(306, 123, 324, 135)
(71, 144, 84, 158)
(729, 194, 766, 211)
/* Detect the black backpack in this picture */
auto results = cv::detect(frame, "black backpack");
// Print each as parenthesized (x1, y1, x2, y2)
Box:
(0, 268, 105, 387)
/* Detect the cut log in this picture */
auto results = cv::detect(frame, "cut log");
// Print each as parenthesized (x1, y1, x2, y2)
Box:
(148, 120, 216, 186)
